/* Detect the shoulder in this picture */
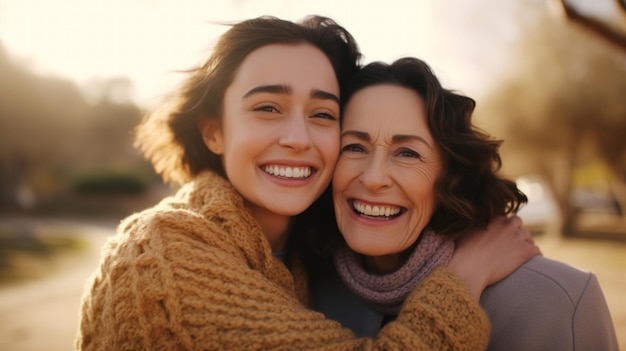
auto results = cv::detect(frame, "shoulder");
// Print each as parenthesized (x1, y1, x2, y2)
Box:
(480, 255, 597, 318)
(514, 255, 595, 301)
(480, 256, 615, 351)
(121, 170, 245, 238)
(104, 173, 249, 263)
(481, 256, 598, 308)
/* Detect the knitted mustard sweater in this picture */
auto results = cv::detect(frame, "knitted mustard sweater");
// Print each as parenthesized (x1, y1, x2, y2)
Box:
(76, 171, 489, 350)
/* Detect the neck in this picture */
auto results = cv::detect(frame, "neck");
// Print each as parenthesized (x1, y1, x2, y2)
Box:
(363, 249, 412, 275)
(248, 204, 293, 252)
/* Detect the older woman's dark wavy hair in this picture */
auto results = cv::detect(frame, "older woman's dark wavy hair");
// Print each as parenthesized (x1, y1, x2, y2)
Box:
(343, 57, 527, 236)
(134, 15, 361, 185)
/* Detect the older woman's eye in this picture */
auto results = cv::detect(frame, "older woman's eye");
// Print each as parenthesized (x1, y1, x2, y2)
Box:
(341, 144, 365, 153)
(398, 148, 421, 159)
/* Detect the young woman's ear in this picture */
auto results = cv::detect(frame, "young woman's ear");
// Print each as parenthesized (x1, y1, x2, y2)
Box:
(198, 118, 224, 155)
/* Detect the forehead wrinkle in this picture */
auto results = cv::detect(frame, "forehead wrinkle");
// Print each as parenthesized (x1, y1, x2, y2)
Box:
(340, 130, 370, 140)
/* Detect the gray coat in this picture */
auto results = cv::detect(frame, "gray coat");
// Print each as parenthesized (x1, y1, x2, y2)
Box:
(313, 255, 619, 350)
(479, 255, 618, 351)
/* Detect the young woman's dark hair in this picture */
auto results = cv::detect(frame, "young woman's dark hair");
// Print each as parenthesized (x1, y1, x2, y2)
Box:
(135, 15, 361, 185)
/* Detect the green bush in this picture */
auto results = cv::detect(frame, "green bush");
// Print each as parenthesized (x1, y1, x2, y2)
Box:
(0, 227, 87, 285)
(72, 172, 148, 195)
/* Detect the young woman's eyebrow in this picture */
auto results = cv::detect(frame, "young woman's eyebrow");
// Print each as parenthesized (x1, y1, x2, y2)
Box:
(311, 89, 339, 105)
(243, 84, 291, 99)
(242, 85, 339, 105)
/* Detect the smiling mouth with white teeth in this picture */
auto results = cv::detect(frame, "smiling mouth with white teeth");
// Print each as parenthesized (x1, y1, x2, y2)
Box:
(263, 165, 313, 179)
(351, 199, 403, 219)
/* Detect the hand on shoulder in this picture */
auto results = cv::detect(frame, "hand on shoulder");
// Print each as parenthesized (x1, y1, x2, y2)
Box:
(447, 215, 541, 300)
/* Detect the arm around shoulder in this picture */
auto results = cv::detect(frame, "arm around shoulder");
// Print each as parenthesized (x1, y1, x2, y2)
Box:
(77, 211, 490, 350)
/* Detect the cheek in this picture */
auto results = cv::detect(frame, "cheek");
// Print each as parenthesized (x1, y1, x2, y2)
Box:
(332, 160, 354, 215)
(332, 156, 355, 191)
(414, 180, 439, 217)
(314, 128, 340, 163)
(401, 168, 440, 214)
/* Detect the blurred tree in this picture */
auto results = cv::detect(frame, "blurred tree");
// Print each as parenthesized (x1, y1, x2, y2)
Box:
(0, 45, 88, 208)
(478, 4, 626, 237)
(552, 0, 626, 52)
(0, 44, 145, 211)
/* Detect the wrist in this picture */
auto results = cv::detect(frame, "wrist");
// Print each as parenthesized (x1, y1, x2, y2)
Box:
(447, 258, 486, 301)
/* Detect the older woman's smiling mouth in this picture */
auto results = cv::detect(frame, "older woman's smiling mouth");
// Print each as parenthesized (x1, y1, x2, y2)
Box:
(351, 199, 404, 219)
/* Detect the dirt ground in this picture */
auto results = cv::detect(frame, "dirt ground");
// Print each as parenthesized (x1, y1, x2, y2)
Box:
(0, 219, 112, 351)
(0, 219, 624, 351)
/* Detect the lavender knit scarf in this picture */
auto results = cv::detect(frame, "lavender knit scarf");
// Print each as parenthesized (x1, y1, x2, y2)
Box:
(333, 229, 454, 315)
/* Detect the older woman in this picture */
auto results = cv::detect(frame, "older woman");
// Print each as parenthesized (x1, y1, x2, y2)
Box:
(308, 57, 618, 351)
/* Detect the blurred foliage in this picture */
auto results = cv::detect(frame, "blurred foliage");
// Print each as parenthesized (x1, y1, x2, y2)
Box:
(71, 172, 148, 195)
(0, 226, 87, 285)
(0, 43, 158, 214)
(478, 1, 626, 236)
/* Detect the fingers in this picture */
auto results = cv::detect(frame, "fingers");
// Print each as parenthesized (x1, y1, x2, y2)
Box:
(509, 215, 523, 230)
(519, 226, 533, 243)
(516, 221, 542, 256)
(507, 215, 542, 256)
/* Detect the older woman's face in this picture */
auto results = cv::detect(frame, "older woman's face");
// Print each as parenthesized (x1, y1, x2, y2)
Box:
(333, 84, 443, 256)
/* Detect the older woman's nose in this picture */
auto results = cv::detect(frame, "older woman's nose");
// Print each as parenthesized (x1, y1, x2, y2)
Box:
(359, 153, 392, 191)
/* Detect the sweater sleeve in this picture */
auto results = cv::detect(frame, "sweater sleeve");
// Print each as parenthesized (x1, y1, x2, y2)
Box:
(76, 211, 489, 351)
(572, 274, 619, 351)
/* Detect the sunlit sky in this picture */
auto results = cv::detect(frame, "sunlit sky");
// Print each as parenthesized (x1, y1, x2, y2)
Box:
(0, 0, 616, 107)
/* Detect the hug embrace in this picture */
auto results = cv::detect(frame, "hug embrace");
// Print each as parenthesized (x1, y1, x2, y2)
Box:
(75, 15, 616, 351)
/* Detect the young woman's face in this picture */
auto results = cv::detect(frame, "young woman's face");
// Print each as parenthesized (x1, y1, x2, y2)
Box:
(333, 84, 443, 256)
(202, 44, 340, 218)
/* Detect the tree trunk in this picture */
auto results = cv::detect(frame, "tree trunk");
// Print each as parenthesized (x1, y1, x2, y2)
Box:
(539, 150, 577, 239)
(0, 160, 20, 210)
(607, 165, 626, 217)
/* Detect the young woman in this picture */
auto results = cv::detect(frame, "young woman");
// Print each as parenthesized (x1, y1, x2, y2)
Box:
(310, 57, 618, 350)
(76, 16, 539, 350)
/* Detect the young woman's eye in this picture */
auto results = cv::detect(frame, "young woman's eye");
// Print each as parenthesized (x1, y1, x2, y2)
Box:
(341, 144, 365, 153)
(253, 104, 280, 113)
(312, 111, 337, 121)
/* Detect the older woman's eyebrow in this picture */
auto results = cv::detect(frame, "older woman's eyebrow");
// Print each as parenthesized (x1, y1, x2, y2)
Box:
(393, 134, 433, 149)
(341, 131, 433, 149)
(242, 85, 339, 105)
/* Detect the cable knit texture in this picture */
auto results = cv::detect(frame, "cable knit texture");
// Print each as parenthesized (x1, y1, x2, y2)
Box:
(333, 229, 455, 314)
(75, 170, 489, 351)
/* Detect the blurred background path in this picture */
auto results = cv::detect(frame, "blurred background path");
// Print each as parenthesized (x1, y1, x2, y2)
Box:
(0, 219, 112, 351)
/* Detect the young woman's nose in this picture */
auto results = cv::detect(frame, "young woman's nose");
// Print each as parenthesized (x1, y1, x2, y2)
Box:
(359, 152, 392, 191)
(278, 113, 312, 151)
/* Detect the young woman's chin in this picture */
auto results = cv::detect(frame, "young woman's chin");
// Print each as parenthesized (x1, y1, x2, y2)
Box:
(262, 196, 318, 217)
